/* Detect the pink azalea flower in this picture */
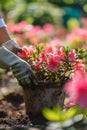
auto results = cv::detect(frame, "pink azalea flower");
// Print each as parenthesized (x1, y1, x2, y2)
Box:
(64, 71, 87, 109)
(74, 59, 85, 73)
(68, 49, 76, 62)
(17, 52, 25, 59)
(33, 53, 47, 70)
(33, 61, 42, 70)
(46, 53, 61, 72)
(43, 45, 55, 53)
(18, 44, 85, 82)
(18, 45, 36, 59)
(57, 47, 65, 59)
(38, 53, 47, 63)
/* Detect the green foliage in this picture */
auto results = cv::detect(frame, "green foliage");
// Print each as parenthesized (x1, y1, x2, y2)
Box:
(0, 0, 19, 11)
(42, 105, 87, 130)
(8, 1, 27, 22)
(7, 2, 63, 26)
(48, 0, 87, 14)
(76, 48, 87, 70)
(42, 106, 80, 122)
(0, 0, 46, 11)
(48, 0, 87, 6)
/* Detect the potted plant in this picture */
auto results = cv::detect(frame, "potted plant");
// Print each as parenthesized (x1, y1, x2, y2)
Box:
(17, 42, 85, 124)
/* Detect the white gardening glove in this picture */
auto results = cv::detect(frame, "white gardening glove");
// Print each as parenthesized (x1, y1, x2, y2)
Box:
(0, 46, 38, 87)
(3, 39, 22, 54)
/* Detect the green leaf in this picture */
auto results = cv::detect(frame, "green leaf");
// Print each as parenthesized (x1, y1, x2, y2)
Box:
(53, 106, 62, 113)
(64, 106, 80, 120)
(42, 108, 61, 122)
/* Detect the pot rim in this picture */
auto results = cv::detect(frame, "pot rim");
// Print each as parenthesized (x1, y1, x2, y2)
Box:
(31, 80, 68, 88)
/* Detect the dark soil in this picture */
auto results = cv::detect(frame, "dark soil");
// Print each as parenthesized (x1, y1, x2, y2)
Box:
(0, 92, 31, 128)
(0, 80, 47, 130)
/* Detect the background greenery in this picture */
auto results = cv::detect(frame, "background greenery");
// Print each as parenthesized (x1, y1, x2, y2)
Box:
(0, 0, 87, 26)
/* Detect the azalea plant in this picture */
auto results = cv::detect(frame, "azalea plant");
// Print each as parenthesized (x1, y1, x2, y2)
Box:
(18, 42, 85, 83)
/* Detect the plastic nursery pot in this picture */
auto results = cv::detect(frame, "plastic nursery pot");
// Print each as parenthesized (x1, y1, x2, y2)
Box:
(21, 80, 67, 125)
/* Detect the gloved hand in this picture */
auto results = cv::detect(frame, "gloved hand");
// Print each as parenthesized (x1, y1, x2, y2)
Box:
(3, 39, 22, 54)
(0, 46, 38, 87)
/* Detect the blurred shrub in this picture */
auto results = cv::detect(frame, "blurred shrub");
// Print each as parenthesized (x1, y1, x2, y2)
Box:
(0, 0, 18, 12)
(8, 2, 63, 26)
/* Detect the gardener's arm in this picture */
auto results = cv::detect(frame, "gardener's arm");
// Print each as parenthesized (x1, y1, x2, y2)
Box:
(0, 16, 22, 54)
(0, 16, 38, 86)
(0, 17, 11, 44)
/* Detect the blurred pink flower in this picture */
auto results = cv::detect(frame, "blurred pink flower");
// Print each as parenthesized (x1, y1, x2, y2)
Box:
(8, 21, 28, 34)
(7, 22, 15, 32)
(64, 71, 87, 109)
(43, 23, 54, 35)
(48, 37, 63, 47)
(81, 17, 87, 29)
(43, 45, 57, 54)
(66, 27, 87, 48)
(57, 27, 67, 38)
(16, 38, 24, 45)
